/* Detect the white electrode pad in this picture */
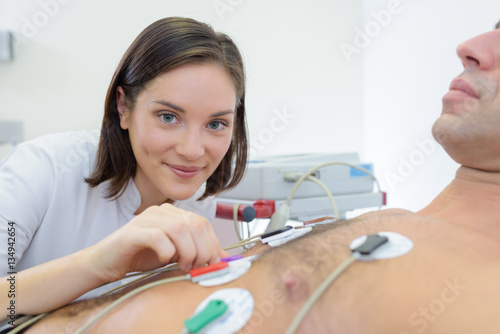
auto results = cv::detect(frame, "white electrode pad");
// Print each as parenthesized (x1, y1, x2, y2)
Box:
(198, 259, 252, 287)
(349, 231, 413, 261)
(268, 226, 313, 247)
(187, 288, 254, 334)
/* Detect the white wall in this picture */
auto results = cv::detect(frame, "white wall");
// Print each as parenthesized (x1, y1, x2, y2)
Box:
(361, 0, 500, 211)
(1, 0, 499, 214)
(0, 0, 363, 159)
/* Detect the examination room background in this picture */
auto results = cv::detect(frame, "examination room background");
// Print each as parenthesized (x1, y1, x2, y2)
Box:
(1, 0, 499, 214)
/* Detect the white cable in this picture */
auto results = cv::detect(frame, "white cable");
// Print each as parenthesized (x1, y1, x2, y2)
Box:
(7, 313, 48, 334)
(285, 255, 357, 334)
(97, 263, 180, 296)
(305, 175, 339, 220)
(264, 202, 290, 233)
(74, 275, 188, 334)
(123, 262, 179, 279)
(233, 203, 243, 242)
(286, 161, 380, 206)
(266, 161, 382, 233)
(246, 220, 251, 242)
(286, 233, 391, 333)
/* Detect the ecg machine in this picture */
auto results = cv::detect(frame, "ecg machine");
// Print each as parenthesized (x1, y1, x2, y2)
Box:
(216, 152, 386, 223)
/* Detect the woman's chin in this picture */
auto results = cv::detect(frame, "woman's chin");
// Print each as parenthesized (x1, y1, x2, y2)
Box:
(164, 186, 201, 202)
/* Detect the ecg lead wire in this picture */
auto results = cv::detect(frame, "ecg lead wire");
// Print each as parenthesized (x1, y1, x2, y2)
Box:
(74, 262, 231, 334)
(285, 234, 389, 334)
(284, 255, 357, 334)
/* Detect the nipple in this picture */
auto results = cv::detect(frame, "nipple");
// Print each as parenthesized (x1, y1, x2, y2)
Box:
(283, 269, 309, 303)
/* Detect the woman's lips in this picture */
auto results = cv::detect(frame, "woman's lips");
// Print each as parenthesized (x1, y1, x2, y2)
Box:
(165, 163, 202, 178)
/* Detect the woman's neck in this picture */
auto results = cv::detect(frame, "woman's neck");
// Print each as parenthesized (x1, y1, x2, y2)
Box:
(132, 171, 170, 215)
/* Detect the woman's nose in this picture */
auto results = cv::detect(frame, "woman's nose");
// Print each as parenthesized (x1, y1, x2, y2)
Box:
(175, 129, 204, 161)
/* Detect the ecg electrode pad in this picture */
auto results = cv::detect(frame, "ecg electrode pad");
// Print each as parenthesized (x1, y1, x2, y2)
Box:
(198, 258, 252, 287)
(185, 288, 254, 334)
(267, 226, 313, 247)
(349, 231, 413, 261)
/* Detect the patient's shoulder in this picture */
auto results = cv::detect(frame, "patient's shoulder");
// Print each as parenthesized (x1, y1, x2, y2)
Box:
(356, 207, 413, 219)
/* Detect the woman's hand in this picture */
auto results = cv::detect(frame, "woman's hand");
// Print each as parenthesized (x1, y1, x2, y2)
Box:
(0, 204, 227, 318)
(88, 203, 226, 282)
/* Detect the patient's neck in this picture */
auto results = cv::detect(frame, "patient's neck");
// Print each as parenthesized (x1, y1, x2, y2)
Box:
(417, 166, 500, 232)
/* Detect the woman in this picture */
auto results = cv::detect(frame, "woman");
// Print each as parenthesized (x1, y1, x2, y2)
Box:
(0, 16, 247, 319)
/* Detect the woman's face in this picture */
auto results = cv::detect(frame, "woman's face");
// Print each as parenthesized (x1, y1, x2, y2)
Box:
(118, 62, 236, 204)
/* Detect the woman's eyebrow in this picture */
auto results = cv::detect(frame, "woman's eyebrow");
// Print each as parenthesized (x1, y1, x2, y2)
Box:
(149, 99, 234, 117)
(211, 110, 235, 117)
(149, 99, 185, 113)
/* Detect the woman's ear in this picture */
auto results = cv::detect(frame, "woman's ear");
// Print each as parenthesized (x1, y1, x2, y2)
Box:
(116, 86, 129, 130)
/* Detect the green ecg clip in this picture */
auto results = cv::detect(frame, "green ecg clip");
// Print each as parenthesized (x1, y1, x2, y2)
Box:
(184, 299, 228, 333)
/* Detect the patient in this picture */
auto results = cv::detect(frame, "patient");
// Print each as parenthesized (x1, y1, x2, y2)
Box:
(25, 20, 500, 333)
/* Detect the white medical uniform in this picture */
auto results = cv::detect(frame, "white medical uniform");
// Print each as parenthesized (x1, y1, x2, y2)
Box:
(0, 130, 216, 277)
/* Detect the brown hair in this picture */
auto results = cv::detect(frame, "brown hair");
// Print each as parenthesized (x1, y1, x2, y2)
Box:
(86, 17, 248, 200)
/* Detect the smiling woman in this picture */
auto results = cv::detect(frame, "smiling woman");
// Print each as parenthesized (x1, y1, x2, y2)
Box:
(86, 17, 247, 202)
(116, 63, 238, 211)
(0, 17, 248, 324)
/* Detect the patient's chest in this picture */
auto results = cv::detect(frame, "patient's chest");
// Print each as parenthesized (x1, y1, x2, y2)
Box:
(322, 212, 500, 334)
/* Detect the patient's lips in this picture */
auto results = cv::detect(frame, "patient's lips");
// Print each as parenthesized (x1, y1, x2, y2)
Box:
(443, 78, 480, 102)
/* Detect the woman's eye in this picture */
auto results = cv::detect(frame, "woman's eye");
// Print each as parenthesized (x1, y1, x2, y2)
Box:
(208, 121, 221, 130)
(161, 114, 176, 123)
(208, 120, 230, 131)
